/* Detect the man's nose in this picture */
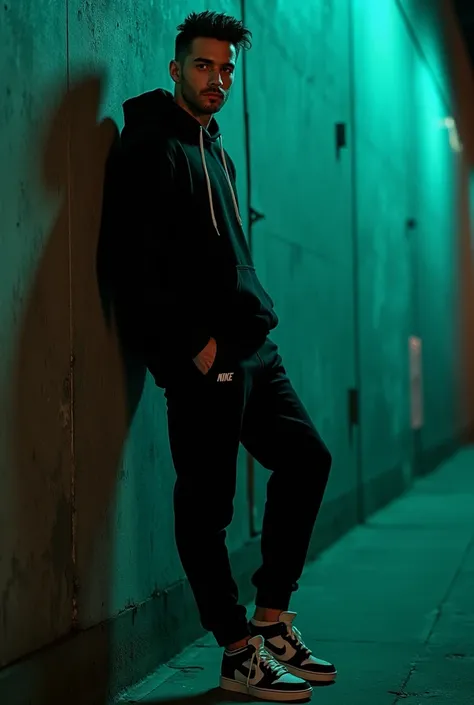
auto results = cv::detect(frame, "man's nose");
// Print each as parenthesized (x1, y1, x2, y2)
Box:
(209, 71, 224, 86)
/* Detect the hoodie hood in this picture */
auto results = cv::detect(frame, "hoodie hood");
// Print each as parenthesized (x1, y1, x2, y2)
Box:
(121, 88, 222, 148)
(121, 88, 241, 237)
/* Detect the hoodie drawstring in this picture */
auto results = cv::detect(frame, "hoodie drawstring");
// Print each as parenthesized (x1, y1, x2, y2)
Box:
(199, 127, 243, 237)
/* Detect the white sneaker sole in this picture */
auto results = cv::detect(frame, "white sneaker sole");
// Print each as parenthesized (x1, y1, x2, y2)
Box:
(220, 676, 313, 701)
(283, 663, 337, 683)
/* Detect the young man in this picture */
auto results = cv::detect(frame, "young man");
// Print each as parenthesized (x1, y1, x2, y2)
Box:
(108, 10, 335, 702)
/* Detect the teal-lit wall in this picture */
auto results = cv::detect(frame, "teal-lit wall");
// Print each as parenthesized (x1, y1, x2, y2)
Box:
(1, 0, 473, 700)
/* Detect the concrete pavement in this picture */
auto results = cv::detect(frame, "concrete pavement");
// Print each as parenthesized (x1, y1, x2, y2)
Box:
(118, 448, 474, 705)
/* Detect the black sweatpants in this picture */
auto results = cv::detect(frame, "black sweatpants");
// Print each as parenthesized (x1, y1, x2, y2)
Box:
(164, 337, 332, 647)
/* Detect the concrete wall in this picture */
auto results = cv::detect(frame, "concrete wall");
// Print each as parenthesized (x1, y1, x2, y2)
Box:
(1, 1, 473, 703)
(245, 1, 359, 539)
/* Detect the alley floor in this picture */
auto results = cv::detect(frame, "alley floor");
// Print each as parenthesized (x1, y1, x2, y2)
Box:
(119, 448, 474, 705)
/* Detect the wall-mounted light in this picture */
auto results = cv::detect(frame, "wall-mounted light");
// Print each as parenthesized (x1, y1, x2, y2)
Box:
(439, 116, 463, 153)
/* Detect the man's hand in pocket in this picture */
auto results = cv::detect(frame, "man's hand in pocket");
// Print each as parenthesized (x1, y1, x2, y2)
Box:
(193, 337, 217, 375)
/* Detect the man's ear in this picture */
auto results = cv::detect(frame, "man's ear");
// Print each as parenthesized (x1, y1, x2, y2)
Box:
(169, 59, 181, 84)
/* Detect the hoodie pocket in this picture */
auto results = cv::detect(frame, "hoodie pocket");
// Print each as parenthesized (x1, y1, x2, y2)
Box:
(235, 265, 275, 313)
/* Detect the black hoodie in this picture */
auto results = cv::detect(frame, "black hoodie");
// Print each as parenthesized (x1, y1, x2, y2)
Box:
(107, 88, 278, 386)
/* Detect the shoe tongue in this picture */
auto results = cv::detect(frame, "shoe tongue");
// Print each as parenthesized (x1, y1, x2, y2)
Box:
(248, 635, 264, 649)
(279, 611, 297, 625)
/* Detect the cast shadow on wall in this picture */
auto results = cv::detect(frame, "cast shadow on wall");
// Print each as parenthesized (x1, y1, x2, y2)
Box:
(10, 71, 146, 704)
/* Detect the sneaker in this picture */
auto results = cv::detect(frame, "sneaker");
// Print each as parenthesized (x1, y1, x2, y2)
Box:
(249, 611, 337, 683)
(220, 634, 313, 702)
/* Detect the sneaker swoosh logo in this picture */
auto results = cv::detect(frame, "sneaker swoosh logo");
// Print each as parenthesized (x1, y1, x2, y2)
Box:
(269, 643, 287, 657)
(239, 665, 257, 679)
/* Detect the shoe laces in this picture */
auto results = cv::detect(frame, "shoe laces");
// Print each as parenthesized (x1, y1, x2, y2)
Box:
(286, 624, 312, 658)
(247, 641, 289, 687)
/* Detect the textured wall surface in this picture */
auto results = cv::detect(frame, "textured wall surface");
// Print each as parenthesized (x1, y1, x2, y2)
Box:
(0, 0, 73, 665)
(245, 1, 358, 532)
(0, 0, 473, 698)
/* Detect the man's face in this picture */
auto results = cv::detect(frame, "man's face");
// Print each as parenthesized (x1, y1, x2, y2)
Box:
(172, 37, 237, 116)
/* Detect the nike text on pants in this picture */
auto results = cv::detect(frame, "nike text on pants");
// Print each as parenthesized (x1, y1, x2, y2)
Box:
(164, 337, 332, 647)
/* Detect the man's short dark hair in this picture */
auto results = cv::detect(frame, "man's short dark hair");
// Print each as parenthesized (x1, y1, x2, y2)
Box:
(175, 11, 252, 62)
